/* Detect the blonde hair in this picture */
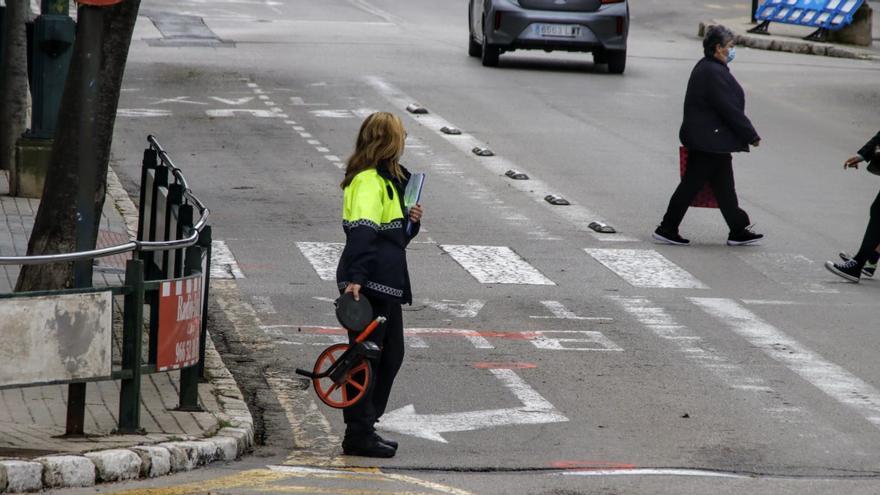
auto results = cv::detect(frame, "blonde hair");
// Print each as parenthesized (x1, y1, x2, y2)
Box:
(341, 112, 406, 189)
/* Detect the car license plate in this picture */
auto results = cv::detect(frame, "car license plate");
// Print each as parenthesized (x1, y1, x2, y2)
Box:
(536, 24, 581, 38)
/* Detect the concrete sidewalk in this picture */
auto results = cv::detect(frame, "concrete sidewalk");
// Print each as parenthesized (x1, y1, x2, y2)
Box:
(702, 6, 879, 61)
(0, 170, 253, 492)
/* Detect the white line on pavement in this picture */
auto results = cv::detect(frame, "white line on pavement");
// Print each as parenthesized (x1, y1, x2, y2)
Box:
(252, 295, 277, 315)
(441, 245, 555, 285)
(737, 252, 838, 294)
(560, 468, 750, 479)
(586, 248, 708, 289)
(296, 242, 344, 281)
(211, 240, 246, 279)
(690, 297, 880, 428)
(530, 300, 613, 320)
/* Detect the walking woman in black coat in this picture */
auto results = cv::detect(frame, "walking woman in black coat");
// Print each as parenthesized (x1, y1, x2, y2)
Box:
(825, 131, 880, 283)
(654, 25, 764, 246)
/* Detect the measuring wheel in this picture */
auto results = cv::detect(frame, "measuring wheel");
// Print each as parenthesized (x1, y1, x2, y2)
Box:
(311, 344, 373, 409)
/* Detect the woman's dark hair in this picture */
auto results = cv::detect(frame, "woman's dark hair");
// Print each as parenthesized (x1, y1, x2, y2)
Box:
(703, 25, 734, 58)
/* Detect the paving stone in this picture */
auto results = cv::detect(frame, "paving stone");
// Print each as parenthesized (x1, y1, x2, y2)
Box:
(37, 455, 95, 488)
(130, 446, 172, 478)
(84, 449, 142, 482)
(0, 460, 43, 493)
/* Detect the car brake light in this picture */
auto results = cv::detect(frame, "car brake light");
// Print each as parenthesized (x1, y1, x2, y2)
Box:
(494, 11, 502, 30)
(616, 16, 624, 34)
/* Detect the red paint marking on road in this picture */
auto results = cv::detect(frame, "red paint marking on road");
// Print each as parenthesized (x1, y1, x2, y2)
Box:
(550, 461, 637, 471)
(473, 362, 537, 369)
(296, 326, 544, 341)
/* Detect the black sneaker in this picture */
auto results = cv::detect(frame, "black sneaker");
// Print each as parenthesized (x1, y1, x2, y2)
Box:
(727, 226, 763, 246)
(372, 432, 398, 450)
(653, 226, 690, 245)
(825, 259, 862, 283)
(839, 252, 876, 278)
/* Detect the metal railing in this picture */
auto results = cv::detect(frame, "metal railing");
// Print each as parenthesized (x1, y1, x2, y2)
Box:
(0, 135, 214, 434)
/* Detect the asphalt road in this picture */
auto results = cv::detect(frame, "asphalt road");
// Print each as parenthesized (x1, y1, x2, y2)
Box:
(70, 0, 880, 493)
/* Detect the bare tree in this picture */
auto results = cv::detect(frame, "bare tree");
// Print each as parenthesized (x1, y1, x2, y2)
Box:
(16, 0, 141, 291)
(0, 0, 30, 172)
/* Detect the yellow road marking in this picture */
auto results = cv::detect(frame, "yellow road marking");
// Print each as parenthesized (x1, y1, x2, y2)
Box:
(108, 469, 289, 495)
(255, 487, 442, 494)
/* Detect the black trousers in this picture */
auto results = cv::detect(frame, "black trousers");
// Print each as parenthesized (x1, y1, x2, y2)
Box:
(854, 189, 880, 265)
(343, 295, 405, 437)
(661, 150, 751, 234)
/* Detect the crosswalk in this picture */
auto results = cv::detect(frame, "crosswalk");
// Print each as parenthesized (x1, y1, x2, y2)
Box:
(289, 241, 853, 293)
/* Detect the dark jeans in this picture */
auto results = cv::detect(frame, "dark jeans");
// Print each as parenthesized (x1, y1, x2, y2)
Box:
(661, 149, 751, 234)
(343, 295, 405, 438)
(854, 189, 880, 266)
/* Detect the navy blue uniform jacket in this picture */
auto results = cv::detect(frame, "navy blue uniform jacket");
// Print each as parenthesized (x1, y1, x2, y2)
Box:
(679, 57, 760, 154)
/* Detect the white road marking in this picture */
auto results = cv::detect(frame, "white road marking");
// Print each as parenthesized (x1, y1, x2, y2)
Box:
(293, 126, 305, 131)
(737, 252, 838, 294)
(252, 295, 277, 315)
(284, 120, 298, 125)
(306, 139, 321, 145)
(610, 296, 776, 393)
(586, 248, 708, 289)
(271, 107, 284, 113)
(441, 245, 555, 285)
(205, 109, 277, 118)
(530, 331, 622, 351)
(210, 240, 245, 279)
(530, 300, 612, 321)
(365, 76, 637, 242)
(291, 96, 327, 106)
(691, 297, 880, 428)
(210, 96, 254, 105)
(560, 469, 749, 479)
(300, 132, 313, 138)
(316, 147, 330, 153)
(296, 242, 344, 281)
(379, 368, 568, 443)
(117, 109, 172, 118)
(258, 95, 270, 100)
(310, 109, 353, 118)
(741, 299, 806, 306)
(324, 155, 341, 162)
(424, 299, 485, 318)
(406, 328, 493, 349)
(149, 96, 206, 106)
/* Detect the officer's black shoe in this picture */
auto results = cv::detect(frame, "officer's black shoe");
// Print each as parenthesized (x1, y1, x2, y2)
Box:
(372, 432, 398, 450)
(342, 435, 396, 458)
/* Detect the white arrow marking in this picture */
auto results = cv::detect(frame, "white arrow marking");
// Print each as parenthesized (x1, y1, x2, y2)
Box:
(209, 96, 254, 105)
(423, 299, 485, 318)
(378, 368, 568, 443)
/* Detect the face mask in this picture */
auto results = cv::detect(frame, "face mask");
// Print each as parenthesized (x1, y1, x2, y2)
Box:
(726, 46, 736, 63)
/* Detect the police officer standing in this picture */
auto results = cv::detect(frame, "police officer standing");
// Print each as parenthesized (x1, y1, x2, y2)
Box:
(336, 112, 423, 457)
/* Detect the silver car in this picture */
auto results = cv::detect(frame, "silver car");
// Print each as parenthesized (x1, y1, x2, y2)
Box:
(468, 0, 629, 73)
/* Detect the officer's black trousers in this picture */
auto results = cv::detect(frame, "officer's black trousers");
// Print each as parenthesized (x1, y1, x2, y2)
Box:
(660, 150, 751, 235)
(854, 189, 880, 266)
(343, 295, 405, 437)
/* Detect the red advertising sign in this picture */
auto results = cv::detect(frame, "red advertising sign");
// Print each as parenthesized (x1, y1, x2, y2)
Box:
(157, 275, 203, 371)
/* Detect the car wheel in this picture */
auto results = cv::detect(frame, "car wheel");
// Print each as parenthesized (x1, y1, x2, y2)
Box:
(607, 49, 626, 74)
(469, 33, 481, 57)
(481, 43, 500, 66)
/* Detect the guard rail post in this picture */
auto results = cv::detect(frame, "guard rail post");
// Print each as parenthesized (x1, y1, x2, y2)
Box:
(178, 243, 203, 412)
(196, 225, 212, 380)
(118, 259, 145, 433)
(168, 186, 187, 278)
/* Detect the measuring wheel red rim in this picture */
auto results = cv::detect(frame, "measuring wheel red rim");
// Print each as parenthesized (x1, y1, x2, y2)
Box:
(312, 343, 371, 409)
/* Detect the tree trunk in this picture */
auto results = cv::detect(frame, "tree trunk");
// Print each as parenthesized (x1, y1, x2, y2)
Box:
(15, 0, 140, 292)
(0, 0, 30, 171)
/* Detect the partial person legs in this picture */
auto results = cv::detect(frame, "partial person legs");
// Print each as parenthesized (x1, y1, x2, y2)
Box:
(342, 296, 404, 457)
(826, 189, 880, 283)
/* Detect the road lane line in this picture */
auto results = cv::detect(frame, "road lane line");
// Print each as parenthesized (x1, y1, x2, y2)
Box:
(296, 242, 343, 281)
(365, 76, 637, 242)
(737, 252, 838, 294)
(211, 240, 246, 279)
(530, 300, 613, 320)
(587, 248, 707, 289)
(560, 468, 750, 479)
(690, 297, 880, 428)
(441, 244, 555, 285)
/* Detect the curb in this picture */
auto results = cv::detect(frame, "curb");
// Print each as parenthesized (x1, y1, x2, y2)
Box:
(0, 166, 254, 493)
(699, 20, 878, 61)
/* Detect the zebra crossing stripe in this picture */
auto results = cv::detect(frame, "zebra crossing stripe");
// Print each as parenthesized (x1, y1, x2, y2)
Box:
(737, 252, 838, 294)
(585, 248, 707, 289)
(690, 297, 880, 428)
(296, 242, 344, 281)
(211, 240, 245, 279)
(441, 245, 555, 285)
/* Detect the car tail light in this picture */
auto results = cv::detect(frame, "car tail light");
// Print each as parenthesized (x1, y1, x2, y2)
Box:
(616, 16, 624, 34)
(494, 11, 503, 30)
